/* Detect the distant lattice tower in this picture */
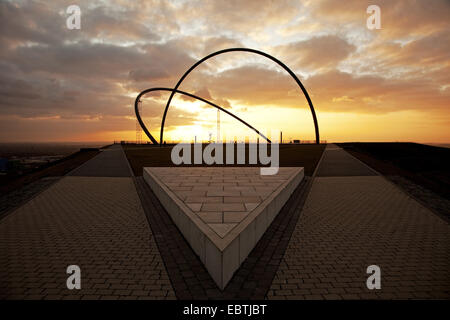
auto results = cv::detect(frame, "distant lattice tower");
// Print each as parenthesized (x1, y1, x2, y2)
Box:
(217, 109, 220, 143)
(136, 100, 142, 144)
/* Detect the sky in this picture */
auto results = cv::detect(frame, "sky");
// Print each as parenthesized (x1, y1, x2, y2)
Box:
(0, 0, 449, 143)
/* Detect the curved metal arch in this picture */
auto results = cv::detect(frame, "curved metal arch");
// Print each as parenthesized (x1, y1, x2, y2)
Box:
(160, 48, 320, 145)
(135, 87, 271, 144)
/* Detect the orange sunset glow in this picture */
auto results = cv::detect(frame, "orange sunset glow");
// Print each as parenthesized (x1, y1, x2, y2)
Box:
(0, 0, 449, 143)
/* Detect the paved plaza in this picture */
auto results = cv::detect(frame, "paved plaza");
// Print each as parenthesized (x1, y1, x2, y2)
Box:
(268, 145, 449, 299)
(67, 144, 131, 177)
(0, 144, 449, 299)
(0, 146, 174, 299)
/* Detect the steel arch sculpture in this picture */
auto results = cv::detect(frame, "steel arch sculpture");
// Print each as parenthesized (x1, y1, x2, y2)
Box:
(134, 87, 271, 144)
(135, 47, 320, 145)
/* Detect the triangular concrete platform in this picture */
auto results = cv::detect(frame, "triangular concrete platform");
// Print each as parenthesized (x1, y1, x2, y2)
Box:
(144, 167, 304, 289)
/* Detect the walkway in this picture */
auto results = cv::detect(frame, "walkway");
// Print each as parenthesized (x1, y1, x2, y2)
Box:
(268, 144, 450, 299)
(0, 145, 174, 299)
(68, 144, 131, 177)
(2, 143, 448, 300)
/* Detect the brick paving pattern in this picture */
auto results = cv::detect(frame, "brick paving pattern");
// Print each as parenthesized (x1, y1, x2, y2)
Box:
(144, 167, 304, 289)
(134, 175, 312, 299)
(68, 144, 131, 177)
(268, 145, 450, 299)
(3, 142, 447, 300)
(387, 175, 450, 224)
(0, 146, 175, 300)
(0, 177, 60, 221)
(147, 167, 300, 237)
(316, 146, 377, 177)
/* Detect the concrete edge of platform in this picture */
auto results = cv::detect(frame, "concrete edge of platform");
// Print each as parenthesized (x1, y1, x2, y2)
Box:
(143, 167, 304, 290)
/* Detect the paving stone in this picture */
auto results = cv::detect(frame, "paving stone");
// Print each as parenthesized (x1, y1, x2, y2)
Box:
(223, 211, 248, 223)
(196, 211, 223, 223)
(207, 190, 241, 197)
(268, 145, 450, 300)
(202, 203, 245, 212)
(0, 173, 175, 300)
(185, 197, 222, 203)
(68, 144, 131, 177)
(224, 196, 261, 203)
(186, 203, 202, 212)
(143, 167, 304, 290)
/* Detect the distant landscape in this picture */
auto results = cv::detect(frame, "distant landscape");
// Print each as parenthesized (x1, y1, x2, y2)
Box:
(0, 142, 109, 174)
(0, 142, 110, 158)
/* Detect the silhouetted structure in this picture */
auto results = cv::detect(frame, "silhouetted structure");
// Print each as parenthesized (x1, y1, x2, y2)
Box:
(135, 48, 320, 145)
(135, 88, 271, 144)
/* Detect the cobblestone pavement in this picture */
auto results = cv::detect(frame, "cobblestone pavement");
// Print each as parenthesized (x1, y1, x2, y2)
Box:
(268, 145, 450, 299)
(0, 146, 175, 300)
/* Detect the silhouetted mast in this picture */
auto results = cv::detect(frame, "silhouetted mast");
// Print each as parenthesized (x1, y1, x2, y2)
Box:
(217, 109, 220, 143)
(136, 100, 142, 144)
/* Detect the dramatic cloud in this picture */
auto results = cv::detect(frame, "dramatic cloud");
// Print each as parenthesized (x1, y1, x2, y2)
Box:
(276, 35, 356, 72)
(0, 0, 449, 142)
(306, 70, 450, 114)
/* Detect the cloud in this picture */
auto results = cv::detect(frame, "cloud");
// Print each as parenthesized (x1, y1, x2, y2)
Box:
(306, 70, 450, 114)
(178, 0, 301, 35)
(82, 5, 160, 42)
(0, 1, 64, 49)
(0, 0, 448, 142)
(171, 62, 450, 116)
(203, 65, 299, 107)
(276, 35, 356, 72)
(307, 0, 450, 34)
